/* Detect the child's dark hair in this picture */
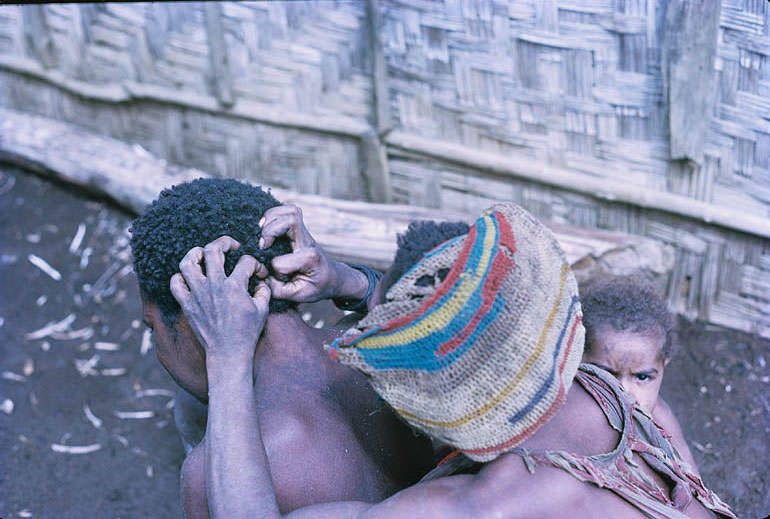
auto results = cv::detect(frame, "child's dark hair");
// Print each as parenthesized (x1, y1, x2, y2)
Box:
(130, 178, 294, 321)
(580, 275, 674, 359)
(383, 220, 471, 292)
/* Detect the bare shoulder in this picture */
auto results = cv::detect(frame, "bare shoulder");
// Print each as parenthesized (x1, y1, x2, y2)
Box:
(389, 454, 622, 519)
(424, 453, 645, 519)
(180, 442, 207, 519)
(653, 397, 675, 420)
(653, 397, 700, 474)
(652, 397, 689, 443)
(285, 452, 648, 519)
(262, 398, 395, 504)
(285, 471, 478, 519)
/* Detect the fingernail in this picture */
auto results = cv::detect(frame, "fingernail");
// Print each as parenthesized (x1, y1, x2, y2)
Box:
(259, 238, 265, 248)
(259, 217, 265, 227)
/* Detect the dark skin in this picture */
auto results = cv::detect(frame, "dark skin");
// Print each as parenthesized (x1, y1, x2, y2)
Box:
(176, 307, 422, 516)
(172, 223, 719, 518)
(143, 207, 434, 518)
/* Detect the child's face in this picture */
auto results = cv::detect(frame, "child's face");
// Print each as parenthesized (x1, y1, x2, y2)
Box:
(583, 324, 668, 413)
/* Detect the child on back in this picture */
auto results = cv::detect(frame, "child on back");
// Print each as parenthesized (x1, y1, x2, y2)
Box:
(580, 275, 700, 474)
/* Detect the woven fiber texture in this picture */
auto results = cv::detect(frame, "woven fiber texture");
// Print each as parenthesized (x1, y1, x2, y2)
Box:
(328, 202, 584, 462)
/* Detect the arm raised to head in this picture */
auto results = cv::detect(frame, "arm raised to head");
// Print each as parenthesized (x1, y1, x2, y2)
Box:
(171, 235, 277, 518)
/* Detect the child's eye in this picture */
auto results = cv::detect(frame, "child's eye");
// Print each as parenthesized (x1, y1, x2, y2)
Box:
(636, 374, 652, 382)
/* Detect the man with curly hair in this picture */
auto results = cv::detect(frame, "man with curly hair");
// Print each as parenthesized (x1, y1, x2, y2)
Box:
(130, 178, 438, 517)
(580, 275, 700, 473)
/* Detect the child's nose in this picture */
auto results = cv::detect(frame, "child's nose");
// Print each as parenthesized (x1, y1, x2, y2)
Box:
(621, 378, 640, 399)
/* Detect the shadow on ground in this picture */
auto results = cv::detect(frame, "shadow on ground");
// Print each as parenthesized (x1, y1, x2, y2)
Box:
(1, 168, 768, 519)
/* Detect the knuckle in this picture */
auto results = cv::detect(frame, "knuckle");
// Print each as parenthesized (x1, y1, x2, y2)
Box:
(182, 247, 201, 263)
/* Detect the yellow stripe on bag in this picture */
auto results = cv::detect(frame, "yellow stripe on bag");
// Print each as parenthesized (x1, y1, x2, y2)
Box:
(355, 214, 497, 349)
(395, 263, 570, 429)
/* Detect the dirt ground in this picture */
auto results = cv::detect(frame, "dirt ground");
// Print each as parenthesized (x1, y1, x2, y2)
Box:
(1, 167, 768, 519)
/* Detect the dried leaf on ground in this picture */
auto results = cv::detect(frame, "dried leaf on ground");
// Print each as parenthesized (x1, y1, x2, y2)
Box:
(69, 223, 86, 253)
(25, 314, 76, 340)
(51, 443, 102, 454)
(83, 404, 103, 429)
(113, 410, 155, 419)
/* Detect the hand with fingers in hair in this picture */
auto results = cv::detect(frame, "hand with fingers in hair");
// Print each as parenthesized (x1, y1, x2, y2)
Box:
(171, 235, 271, 361)
(259, 204, 370, 305)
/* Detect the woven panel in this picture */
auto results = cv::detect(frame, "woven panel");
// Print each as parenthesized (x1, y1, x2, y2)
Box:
(384, 0, 664, 184)
(0, 3, 370, 200)
(707, 0, 770, 211)
(0, 5, 22, 55)
(0, 3, 372, 119)
(383, 0, 769, 214)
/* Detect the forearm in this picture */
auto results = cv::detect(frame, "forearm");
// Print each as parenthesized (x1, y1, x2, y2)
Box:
(205, 358, 281, 519)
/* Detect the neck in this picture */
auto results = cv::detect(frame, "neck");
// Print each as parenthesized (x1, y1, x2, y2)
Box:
(251, 308, 340, 391)
(253, 309, 328, 362)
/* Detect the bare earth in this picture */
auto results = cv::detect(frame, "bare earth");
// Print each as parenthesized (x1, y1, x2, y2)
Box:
(1, 168, 768, 519)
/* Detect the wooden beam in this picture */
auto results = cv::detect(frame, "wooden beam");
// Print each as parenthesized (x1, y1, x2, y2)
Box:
(203, 2, 234, 108)
(661, 0, 722, 165)
(361, 0, 393, 203)
(360, 129, 392, 203)
(386, 131, 770, 240)
(366, 0, 391, 136)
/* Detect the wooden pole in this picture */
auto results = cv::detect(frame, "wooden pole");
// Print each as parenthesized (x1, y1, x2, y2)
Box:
(204, 2, 234, 108)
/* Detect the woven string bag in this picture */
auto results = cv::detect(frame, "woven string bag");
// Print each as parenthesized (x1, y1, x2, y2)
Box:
(328, 202, 584, 462)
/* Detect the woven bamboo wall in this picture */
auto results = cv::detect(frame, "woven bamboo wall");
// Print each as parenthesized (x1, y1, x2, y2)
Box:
(0, 2, 373, 199)
(0, 1, 768, 336)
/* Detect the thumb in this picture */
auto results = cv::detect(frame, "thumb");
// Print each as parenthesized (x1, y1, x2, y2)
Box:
(252, 281, 271, 313)
(265, 276, 300, 300)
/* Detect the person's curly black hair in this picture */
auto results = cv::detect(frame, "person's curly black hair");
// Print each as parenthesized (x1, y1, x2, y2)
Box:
(580, 275, 675, 359)
(383, 220, 471, 292)
(130, 178, 294, 321)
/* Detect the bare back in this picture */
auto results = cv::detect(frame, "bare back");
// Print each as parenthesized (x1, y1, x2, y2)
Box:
(181, 311, 434, 517)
